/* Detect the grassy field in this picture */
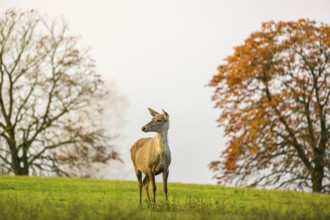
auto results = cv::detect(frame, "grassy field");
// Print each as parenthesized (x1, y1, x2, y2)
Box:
(0, 176, 329, 220)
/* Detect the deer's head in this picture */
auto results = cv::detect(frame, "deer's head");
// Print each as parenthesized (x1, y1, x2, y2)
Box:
(142, 108, 169, 133)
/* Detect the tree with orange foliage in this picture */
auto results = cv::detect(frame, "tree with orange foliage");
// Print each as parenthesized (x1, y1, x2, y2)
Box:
(210, 19, 330, 193)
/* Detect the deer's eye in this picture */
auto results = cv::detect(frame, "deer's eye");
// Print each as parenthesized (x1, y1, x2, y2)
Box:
(157, 119, 162, 122)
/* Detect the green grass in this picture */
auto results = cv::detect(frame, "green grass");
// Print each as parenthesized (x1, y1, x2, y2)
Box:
(0, 176, 329, 219)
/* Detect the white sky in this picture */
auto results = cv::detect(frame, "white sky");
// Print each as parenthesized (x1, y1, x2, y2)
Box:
(1, 0, 330, 184)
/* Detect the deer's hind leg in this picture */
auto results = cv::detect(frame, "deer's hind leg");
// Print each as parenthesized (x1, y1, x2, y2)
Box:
(135, 169, 143, 205)
(143, 174, 151, 203)
(148, 170, 156, 203)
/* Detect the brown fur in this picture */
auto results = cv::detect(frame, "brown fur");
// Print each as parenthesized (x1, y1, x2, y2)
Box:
(130, 108, 171, 204)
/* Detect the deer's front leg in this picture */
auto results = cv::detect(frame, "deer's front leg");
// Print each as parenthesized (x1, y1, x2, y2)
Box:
(148, 169, 156, 203)
(162, 170, 169, 201)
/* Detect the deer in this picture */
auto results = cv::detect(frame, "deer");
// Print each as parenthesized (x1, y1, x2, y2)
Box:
(130, 108, 171, 205)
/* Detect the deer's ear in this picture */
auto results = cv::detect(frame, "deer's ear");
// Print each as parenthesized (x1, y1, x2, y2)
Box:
(162, 109, 169, 120)
(148, 108, 159, 117)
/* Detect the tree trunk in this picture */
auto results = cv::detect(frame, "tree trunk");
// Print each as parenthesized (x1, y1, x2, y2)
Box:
(13, 161, 29, 175)
(312, 168, 323, 193)
(312, 147, 324, 193)
(11, 148, 29, 176)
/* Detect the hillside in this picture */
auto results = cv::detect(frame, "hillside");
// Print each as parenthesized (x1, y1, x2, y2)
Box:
(0, 176, 329, 219)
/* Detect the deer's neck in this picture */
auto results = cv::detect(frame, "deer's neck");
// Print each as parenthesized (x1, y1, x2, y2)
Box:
(155, 131, 169, 156)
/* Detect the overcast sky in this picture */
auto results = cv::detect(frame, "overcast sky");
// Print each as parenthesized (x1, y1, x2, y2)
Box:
(1, 0, 330, 184)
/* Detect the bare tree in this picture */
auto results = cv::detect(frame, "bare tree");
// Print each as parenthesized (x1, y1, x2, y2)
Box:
(0, 9, 121, 177)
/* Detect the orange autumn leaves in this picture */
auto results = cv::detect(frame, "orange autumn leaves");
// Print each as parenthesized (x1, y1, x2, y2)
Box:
(210, 19, 330, 192)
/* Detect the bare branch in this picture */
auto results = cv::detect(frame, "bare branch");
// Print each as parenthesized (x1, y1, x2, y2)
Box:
(0, 9, 123, 177)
